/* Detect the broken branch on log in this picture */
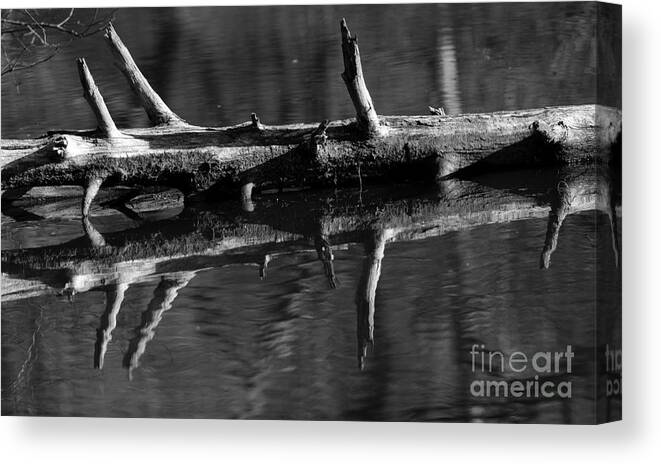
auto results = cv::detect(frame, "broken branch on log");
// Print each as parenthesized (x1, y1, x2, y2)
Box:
(104, 23, 185, 126)
(76, 58, 121, 139)
(340, 18, 381, 136)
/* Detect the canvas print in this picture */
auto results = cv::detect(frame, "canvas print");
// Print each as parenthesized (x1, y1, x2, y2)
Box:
(1, 2, 621, 423)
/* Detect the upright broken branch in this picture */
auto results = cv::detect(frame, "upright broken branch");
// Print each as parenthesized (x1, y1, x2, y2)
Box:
(104, 24, 184, 126)
(340, 18, 381, 136)
(76, 58, 121, 138)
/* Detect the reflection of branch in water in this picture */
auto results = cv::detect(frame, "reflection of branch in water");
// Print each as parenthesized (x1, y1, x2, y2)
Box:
(94, 282, 129, 369)
(607, 208, 620, 268)
(435, 6, 463, 116)
(355, 228, 394, 370)
(540, 181, 572, 269)
(7, 302, 45, 397)
(3, 169, 616, 303)
(606, 181, 620, 268)
(123, 272, 196, 378)
(259, 254, 271, 280)
(314, 234, 337, 289)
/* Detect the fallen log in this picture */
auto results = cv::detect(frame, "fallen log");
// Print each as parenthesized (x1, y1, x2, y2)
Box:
(1, 20, 621, 217)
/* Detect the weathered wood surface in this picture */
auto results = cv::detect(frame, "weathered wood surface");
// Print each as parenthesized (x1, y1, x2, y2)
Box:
(1, 167, 618, 302)
(0, 104, 622, 185)
(1, 21, 621, 215)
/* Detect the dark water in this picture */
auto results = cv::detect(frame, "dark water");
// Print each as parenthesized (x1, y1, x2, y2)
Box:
(1, 3, 620, 138)
(1, 4, 621, 422)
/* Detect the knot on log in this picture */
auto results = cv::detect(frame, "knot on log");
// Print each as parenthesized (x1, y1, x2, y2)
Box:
(47, 135, 70, 160)
(529, 120, 569, 144)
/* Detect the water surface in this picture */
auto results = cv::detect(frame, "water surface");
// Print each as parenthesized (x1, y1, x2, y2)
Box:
(1, 4, 621, 422)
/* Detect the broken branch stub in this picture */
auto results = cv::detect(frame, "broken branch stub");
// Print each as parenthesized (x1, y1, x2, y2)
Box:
(104, 24, 184, 126)
(250, 113, 264, 131)
(77, 58, 121, 139)
(82, 175, 105, 218)
(340, 19, 381, 136)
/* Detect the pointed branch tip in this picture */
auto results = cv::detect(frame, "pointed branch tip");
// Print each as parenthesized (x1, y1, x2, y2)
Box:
(340, 18, 352, 41)
(76, 57, 120, 139)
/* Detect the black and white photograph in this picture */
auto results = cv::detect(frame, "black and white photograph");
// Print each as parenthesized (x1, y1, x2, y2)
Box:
(1, 2, 621, 424)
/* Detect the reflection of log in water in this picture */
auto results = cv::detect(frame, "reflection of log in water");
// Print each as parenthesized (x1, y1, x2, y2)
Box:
(539, 167, 619, 269)
(1, 168, 618, 302)
(123, 272, 196, 378)
(0, 168, 621, 382)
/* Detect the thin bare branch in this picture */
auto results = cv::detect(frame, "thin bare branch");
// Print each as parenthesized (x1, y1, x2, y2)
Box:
(1, 8, 114, 75)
